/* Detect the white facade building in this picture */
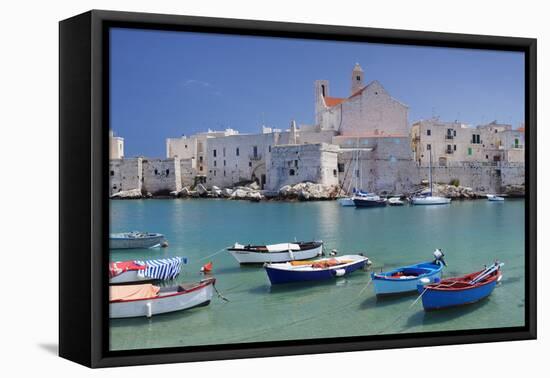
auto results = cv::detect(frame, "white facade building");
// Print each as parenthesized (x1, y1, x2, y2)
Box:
(109, 130, 124, 159)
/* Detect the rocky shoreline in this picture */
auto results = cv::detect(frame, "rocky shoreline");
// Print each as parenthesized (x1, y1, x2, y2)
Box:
(110, 182, 525, 201)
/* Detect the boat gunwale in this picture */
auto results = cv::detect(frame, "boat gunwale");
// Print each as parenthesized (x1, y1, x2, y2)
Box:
(424, 270, 500, 292)
(109, 278, 216, 304)
(227, 241, 323, 253)
(110, 232, 164, 240)
(265, 255, 369, 273)
(372, 261, 443, 282)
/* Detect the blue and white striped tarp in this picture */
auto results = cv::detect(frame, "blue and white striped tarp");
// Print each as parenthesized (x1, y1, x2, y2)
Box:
(134, 257, 187, 281)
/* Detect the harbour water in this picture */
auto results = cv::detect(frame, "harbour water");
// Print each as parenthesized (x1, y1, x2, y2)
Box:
(109, 199, 525, 351)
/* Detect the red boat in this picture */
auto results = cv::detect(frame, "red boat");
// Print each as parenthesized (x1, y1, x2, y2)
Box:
(417, 262, 503, 310)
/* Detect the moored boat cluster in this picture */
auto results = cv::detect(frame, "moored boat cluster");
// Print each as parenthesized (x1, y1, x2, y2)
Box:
(109, 232, 504, 319)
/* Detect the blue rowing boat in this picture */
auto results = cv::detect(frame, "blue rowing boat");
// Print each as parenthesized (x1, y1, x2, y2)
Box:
(265, 254, 370, 285)
(371, 250, 446, 295)
(417, 262, 503, 311)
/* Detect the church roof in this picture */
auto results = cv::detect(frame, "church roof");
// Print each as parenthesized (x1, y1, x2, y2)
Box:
(324, 96, 346, 107)
(323, 80, 408, 108)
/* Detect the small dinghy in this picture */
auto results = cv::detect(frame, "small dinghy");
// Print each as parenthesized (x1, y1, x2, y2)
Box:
(417, 262, 503, 311)
(109, 277, 215, 318)
(109, 257, 187, 284)
(228, 241, 323, 264)
(388, 197, 405, 206)
(338, 197, 356, 207)
(372, 249, 446, 296)
(110, 231, 166, 249)
(486, 194, 505, 202)
(265, 254, 370, 284)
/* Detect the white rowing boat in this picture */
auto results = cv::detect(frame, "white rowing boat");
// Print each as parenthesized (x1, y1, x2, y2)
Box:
(228, 241, 323, 264)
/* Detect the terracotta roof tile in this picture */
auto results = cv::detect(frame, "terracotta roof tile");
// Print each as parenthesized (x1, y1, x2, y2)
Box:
(324, 96, 346, 107)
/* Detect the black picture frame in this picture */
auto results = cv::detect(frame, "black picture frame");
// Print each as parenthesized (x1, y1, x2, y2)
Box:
(59, 9, 537, 368)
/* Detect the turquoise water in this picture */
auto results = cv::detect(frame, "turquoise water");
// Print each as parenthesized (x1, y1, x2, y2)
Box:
(109, 199, 525, 351)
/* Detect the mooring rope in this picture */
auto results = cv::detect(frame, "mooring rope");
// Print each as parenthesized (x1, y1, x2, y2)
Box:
(198, 245, 231, 262)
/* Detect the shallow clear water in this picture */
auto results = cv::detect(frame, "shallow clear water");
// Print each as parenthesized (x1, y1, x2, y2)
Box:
(109, 199, 525, 351)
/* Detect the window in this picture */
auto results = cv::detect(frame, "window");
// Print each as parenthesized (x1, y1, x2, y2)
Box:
(337, 163, 345, 173)
(199, 166, 203, 171)
(472, 134, 481, 144)
(185, 145, 187, 148)
(249, 162, 252, 167)
(213, 161, 217, 167)
(454, 130, 457, 137)
(223, 170, 226, 177)
(427, 144, 431, 150)
(110, 170, 114, 176)
(294, 160, 298, 168)
(289, 169, 295, 176)
(199, 156, 203, 163)
(223, 148, 226, 157)
(253, 146, 258, 158)
(154, 169, 158, 175)
(333, 169, 337, 177)
(268, 145, 271, 153)
(214, 170, 216, 176)
(454, 145, 457, 151)
(213, 149, 217, 157)
(486, 155, 489, 159)
(236, 147, 239, 156)
(514, 138, 519, 148)
(356, 75, 361, 81)
(427, 129, 431, 136)
(467, 147, 472, 155)
(223, 160, 226, 166)
(166, 169, 169, 176)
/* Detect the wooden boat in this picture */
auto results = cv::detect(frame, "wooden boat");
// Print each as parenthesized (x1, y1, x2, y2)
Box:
(411, 150, 451, 205)
(372, 250, 446, 295)
(417, 262, 503, 311)
(487, 194, 505, 201)
(109, 278, 215, 318)
(228, 241, 323, 264)
(109, 257, 187, 284)
(353, 195, 387, 208)
(265, 254, 370, 284)
(110, 231, 166, 249)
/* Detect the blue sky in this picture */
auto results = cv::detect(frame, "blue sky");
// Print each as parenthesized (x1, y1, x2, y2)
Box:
(110, 28, 525, 158)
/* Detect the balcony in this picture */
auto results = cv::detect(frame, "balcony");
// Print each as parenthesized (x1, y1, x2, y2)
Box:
(445, 134, 454, 140)
(446, 148, 454, 154)
(249, 153, 262, 161)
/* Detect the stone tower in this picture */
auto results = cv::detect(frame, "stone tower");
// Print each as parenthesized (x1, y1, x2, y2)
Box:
(314, 80, 330, 125)
(351, 63, 364, 95)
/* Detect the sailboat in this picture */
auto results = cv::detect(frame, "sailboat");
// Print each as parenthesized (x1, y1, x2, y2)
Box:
(411, 149, 451, 205)
(339, 148, 364, 207)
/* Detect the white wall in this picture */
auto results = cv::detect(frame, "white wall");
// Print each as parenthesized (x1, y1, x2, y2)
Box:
(2, 1, 546, 377)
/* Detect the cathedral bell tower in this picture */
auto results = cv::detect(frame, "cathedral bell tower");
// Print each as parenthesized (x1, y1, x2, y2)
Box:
(351, 63, 364, 95)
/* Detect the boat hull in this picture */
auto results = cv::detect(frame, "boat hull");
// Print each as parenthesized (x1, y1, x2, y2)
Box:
(420, 280, 497, 310)
(229, 244, 323, 264)
(110, 279, 214, 318)
(411, 197, 451, 205)
(353, 198, 387, 207)
(372, 263, 443, 295)
(110, 270, 152, 285)
(265, 256, 369, 284)
(110, 234, 165, 249)
(338, 197, 355, 207)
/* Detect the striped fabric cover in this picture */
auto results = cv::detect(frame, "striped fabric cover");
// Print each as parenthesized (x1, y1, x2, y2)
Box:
(135, 257, 187, 281)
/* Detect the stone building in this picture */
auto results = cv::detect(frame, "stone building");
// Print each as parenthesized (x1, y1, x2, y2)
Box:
(109, 130, 124, 159)
(267, 143, 339, 191)
(142, 158, 182, 195)
(315, 63, 409, 138)
(411, 118, 525, 166)
(109, 157, 142, 196)
(166, 128, 239, 175)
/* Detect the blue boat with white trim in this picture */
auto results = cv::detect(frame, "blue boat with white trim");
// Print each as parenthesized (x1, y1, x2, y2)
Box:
(417, 262, 503, 311)
(265, 254, 370, 285)
(371, 250, 446, 296)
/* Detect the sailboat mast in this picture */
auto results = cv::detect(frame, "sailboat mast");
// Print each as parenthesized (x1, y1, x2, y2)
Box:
(429, 149, 433, 196)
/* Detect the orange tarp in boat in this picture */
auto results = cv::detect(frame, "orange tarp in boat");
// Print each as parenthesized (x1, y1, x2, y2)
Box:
(110, 284, 160, 302)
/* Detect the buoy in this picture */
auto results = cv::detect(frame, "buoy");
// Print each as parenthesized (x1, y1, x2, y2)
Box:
(146, 302, 153, 318)
(329, 249, 338, 256)
(201, 261, 213, 273)
(161, 241, 169, 248)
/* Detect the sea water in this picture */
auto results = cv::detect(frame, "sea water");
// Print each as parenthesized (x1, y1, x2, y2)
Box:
(109, 199, 525, 350)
